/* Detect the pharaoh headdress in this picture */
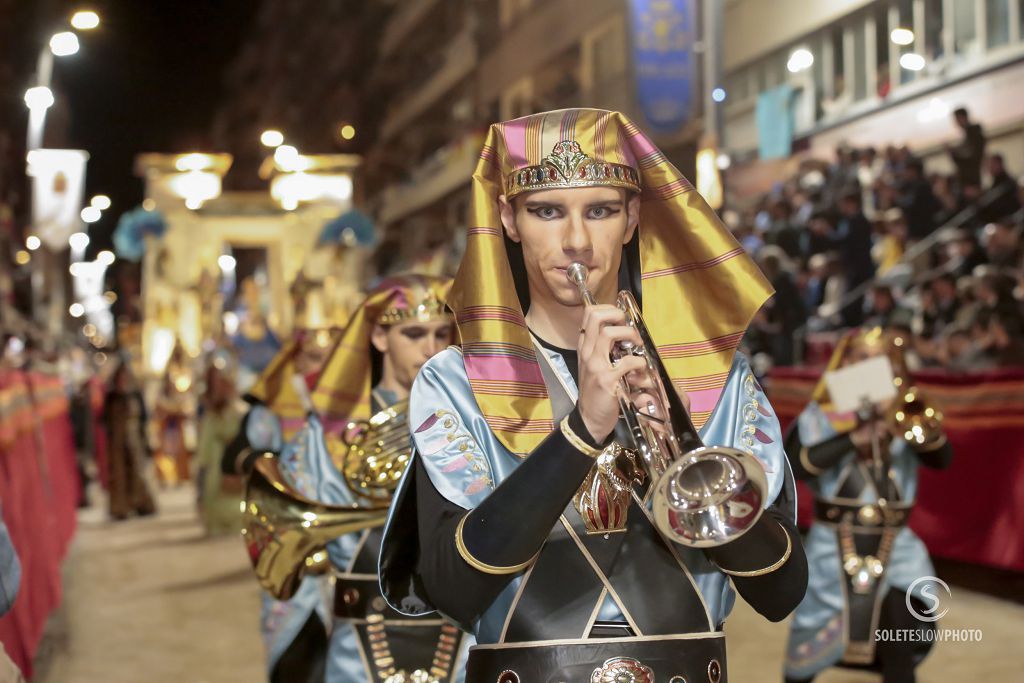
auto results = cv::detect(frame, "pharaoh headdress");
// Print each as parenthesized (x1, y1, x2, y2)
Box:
(450, 108, 773, 455)
(311, 274, 452, 432)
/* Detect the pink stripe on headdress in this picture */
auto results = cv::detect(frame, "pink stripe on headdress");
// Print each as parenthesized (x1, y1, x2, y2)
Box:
(464, 353, 546, 384)
(688, 387, 725, 414)
(501, 118, 530, 169)
(623, 126, 658, 168)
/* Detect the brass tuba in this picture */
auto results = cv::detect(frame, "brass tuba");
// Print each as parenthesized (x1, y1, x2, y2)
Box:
(567, 263, 767, 548)
(241, 454, 388, 600)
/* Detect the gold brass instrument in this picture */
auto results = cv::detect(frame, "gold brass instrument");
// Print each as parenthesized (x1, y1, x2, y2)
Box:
(339, 400, 411, 506)
(241, 454, 387, 600)
(566, 262, 767, 547)
(888, 336, 944, 450)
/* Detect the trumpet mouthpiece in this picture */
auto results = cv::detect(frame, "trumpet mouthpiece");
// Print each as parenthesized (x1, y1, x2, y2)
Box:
(566, 262, 589, 285)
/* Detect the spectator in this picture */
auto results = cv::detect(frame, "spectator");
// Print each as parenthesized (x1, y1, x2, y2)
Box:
(733, 129, 1022, 368)
(857, 146, 883, 217)
(982, 154, 1022, 222)
(972, 266, 1021, 319)
(898, 158, 940, 240)
(948, 107, 986, 192)
(791, 190, 815, 228)
(981, 313, 1024, 366)
(876, 63, 891, 98)
(823, 145, 859, 207)
(873, 208, 908, 275)
(938, 325, 983, 371)
(803, 252, 830, 312)
(864, 283, 913, 329)
(932, 173, 960, 224)
(804, 210, 836, 260)
(814, 253, 850, 328)
(919, 272, 960, 337)
(944, 227, 987, 278)
(834, 189, 876, 289)
(733, 219, 765, 255)
(756, 246, 807, 365)
(765, 198, 802, 258)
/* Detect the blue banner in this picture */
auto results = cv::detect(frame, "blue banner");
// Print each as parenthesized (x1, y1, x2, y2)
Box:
(628, 0, 695, 134)
(756, 84, 795, 160)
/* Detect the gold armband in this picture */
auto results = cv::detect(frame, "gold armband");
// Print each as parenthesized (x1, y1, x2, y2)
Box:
(559, 415, 602, 458)
(799, 446, 824, 477)
(719, 528, 793, 578)
(455, 514, 538, 575)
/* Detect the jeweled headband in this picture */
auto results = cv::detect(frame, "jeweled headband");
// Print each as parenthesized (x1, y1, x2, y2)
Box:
(504, 140, 641, 199)
(376, 288, 447, 326)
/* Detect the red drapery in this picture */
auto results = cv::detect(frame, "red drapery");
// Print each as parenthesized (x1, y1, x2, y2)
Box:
(0, 369, 80, 679)
(767, 366, 1024, 573)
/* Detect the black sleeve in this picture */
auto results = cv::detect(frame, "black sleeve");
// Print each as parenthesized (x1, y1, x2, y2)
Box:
(703, 458, 808, 623)
(784, 422, 854, 480)
(413, 406, 598, 625)
(912, 438, 953, 471)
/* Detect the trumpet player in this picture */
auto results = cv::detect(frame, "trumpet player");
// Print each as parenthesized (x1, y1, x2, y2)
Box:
(783, 327, 953, 683)
(271, 275, 470, 682)
(379, 109, 807, 682)
(225, 324, 341, 683)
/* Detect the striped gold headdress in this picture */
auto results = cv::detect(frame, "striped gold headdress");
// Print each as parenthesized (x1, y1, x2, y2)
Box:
(245, 337, 307, 440)
(311, 274, 452, 433)
(451, 108, 773, 456)
(246, 328, 343, 440)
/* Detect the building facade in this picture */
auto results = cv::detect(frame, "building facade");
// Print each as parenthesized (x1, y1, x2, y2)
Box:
(722, 0, 1024, 194)
(363, 0, 655, 275)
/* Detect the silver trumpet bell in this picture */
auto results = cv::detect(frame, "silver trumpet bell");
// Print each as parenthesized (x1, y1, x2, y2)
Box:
(566, 262, 767, 547)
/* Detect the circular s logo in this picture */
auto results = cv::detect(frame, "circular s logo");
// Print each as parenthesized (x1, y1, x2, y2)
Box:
(907, 576, 951, 622)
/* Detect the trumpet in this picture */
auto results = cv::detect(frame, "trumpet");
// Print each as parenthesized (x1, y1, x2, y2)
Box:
(566, 262, 767, 547)
(241, 454, 388, 600)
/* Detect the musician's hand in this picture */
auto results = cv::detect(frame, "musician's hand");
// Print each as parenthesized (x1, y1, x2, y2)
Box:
(849, 420, 895, 456)
(850, 422, 873, 449)
(576, 304, 645, 444)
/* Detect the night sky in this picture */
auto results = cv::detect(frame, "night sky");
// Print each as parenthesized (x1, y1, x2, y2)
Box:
(53, 1, 259, 254)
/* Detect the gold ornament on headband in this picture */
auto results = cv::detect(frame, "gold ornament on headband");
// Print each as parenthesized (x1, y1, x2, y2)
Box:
(376, 289, 448, 326)
(505, 140, 641, 199)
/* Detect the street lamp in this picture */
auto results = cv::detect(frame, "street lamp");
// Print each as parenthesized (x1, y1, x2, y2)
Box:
(80, 206, 101, 223)
(24, 86, 55, 111)
(49, 31, 80, 57)
(71, 11, 100, 30)
(27, 10, 101, 151)
(261, 129, 284, 147)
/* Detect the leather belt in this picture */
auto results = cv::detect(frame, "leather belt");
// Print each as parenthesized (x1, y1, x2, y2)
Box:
(466, 634, 727, 683)
(813, 498, 912, 530)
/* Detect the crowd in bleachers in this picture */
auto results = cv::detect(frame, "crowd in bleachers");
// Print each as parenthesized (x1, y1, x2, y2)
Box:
(737, 108, 1024, 371)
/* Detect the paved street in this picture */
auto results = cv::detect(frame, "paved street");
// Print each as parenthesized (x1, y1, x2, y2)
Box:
(32, 482, 1022, 682)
